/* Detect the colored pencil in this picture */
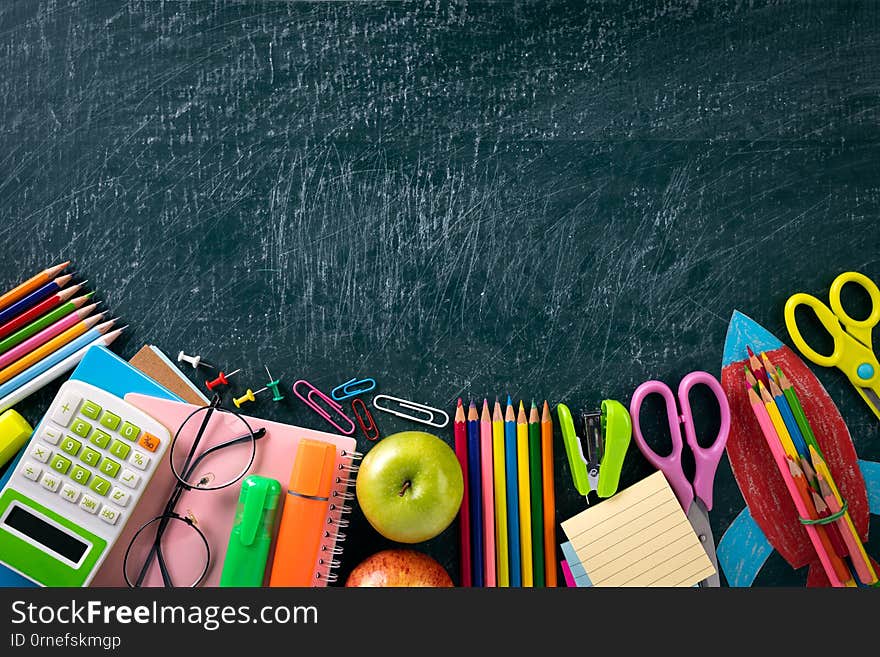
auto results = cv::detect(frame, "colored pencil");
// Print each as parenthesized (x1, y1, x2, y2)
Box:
(453, 399, 472, 587)
(0, 285, 84, 342)
(811, 447, 878, 585)
(516, 401, 533, 586)
(527, 401, 544, 587)
(492, 399, 509, 587)
(0, 306, 101, 372)
(0, 325, 124, 413)
(810, 489, 849, 560)
(0, 314, 103, 385)
(776, 366, 823, 458)
(768, 377, 808, 457)
(0, 275, 73, 328)
(0, 261, 69, 313)
(541, 400, 556, 587)
(467, 401, 484, 587)
(504, 397, 521, 587)
(479, 399, 496, 587)
(746, 386, 844, 586)
(758, 382, 798, 459)
(744, 365, 758, 391)
(786, 457, 852, 585)
(746, 345, 769, 386)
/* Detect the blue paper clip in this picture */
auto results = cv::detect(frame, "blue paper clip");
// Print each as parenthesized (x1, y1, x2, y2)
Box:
(330, 377, 376, 401)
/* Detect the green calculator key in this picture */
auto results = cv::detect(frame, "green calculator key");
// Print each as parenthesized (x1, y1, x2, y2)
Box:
(109, 440, 130, 460)
(50, 455, 71, 475)
(98, 457, 120, 478)
(70, 465, 91, 485)
(80, 400, 102, 420)
(119, 421, 141, 442)
(90, 429, 111, 449)
(70, 418, 92, 438)
(80, 447, 101, 466)
(89, 476, 111, 496)
(60, 436, 82, 456)
(99, 410, 121, 431)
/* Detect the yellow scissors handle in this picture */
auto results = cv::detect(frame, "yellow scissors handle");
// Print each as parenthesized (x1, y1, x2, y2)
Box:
(784, 293, 846, 368)
(829, 271, 880, 350)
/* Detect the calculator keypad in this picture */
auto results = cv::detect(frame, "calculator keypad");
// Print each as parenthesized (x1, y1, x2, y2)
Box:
(23, 393, 163, 532)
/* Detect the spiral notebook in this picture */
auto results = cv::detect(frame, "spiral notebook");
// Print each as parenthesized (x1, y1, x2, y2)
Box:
(91, 395, 359, 587)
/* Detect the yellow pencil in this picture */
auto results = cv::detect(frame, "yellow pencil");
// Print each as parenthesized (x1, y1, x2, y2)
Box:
(758, 382, 798, 459)
(516, 401, 533, 586)
(492, 399, 509, 587)
(0, 315, 103, 385)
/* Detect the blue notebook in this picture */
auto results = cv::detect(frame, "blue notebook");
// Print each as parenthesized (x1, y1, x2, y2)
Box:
(0, 346, 181, 587)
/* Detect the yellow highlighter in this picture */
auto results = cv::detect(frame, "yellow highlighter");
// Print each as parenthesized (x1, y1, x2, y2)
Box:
(0, 409, 32, 470)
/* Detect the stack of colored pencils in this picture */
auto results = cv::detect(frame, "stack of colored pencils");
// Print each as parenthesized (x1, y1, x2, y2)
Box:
(454, 396, 556, 588)
(0, 262, 124, 412)
(743, 347, 878, 587)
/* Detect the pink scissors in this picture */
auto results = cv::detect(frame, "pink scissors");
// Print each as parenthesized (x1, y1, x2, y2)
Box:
(630, 371, 730, 587)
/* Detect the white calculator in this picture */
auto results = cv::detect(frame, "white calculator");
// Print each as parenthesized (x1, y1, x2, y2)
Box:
(0, 381, 170, 586)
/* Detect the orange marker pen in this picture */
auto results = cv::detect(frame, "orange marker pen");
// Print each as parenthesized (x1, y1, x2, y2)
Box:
(269, 439, 337, 587)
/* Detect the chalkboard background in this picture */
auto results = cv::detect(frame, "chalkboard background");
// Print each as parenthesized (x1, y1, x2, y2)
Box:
(1, 1, 878, 587)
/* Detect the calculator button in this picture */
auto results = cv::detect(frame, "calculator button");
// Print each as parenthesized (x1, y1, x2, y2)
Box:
(60, 436, 82, 457)
(49, 455, 71, 475)
(89, 476, 111, 496)
(119, 469, 141, 489)
(98, 457, 121, 478)
(30, 444, 51, 463)
(51, 394, 81, 427)
(79, 495, 100, 515)
(40, 425, 62, 445)
(99, 411, 121, 431)
(119, 421, 141, 442)
(40, 473, 61, 492)
(90, 429, 111, 449)
(22, 462, 42, 481)
(60, 484, 81, 503)
(109, 487, 131, 507)
(138, 433, 161, 453)
(129, 450, 150, 471)
(80, 400, 102, 420)
(70, 465, 91, 486)
(80, 447, 101, 467)
(99, 506, 122, 525)
(70, 418, 92, 439)
(109, 440, 131, 460)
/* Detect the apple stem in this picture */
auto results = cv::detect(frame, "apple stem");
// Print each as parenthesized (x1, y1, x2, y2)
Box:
(398, 480, 411, 497)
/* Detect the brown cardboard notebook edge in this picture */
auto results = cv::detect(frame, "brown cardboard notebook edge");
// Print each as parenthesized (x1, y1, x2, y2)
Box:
(128, 345, 207, 405)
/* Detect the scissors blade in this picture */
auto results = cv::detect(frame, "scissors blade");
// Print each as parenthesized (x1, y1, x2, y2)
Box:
(861, 387, 880, 420)
(687, 500, 720, 587)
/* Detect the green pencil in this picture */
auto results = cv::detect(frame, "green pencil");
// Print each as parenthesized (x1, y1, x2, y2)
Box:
(0, 291, 94, 356)
(527, 400, 545, 587)
(776, 366, 824, 459)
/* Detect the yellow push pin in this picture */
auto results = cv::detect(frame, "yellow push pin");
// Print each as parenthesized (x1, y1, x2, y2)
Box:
(233, 387, 268, 409)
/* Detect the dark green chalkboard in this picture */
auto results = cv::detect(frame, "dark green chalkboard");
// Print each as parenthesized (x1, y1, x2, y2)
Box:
(1, 1, 878, 587)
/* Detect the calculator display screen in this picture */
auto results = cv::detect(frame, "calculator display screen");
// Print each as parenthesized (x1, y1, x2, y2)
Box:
(4, 505, 88, 563)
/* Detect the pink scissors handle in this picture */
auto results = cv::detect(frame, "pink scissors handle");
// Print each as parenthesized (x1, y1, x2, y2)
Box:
(630, 380, 692, 511)
(677, 371, 730, 511)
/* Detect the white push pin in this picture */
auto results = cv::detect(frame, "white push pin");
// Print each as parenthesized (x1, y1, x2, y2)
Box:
(177, 351, 215, 370)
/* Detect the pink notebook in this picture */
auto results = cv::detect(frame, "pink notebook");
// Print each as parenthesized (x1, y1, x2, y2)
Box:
(90, 394, 358, 587)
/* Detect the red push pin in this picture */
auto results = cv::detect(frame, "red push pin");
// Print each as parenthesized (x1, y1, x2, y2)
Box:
(205, 369, 241, 391)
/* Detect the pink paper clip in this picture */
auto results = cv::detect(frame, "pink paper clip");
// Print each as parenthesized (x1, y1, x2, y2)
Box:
(352, 398, 380, 441)
(292, 379, 356, 435)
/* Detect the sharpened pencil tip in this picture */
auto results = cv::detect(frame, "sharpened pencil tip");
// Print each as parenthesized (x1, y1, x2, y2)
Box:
(457, 397, 462, 407)
(506, 394, 512, 406)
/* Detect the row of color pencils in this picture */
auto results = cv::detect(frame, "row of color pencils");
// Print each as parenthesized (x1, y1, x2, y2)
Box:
(454, 397, 556, 587)
(0, 262, 124, 413)
(744, 347, 877, 587)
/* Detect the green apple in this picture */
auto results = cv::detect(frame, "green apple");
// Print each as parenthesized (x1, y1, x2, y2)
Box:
(356, 431, 463, 543)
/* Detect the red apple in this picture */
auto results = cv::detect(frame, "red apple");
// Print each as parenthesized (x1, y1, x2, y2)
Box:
(345, 549, 453, 587)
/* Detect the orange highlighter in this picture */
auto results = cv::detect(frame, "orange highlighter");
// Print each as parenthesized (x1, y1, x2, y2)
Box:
(269, 439, 337, 586)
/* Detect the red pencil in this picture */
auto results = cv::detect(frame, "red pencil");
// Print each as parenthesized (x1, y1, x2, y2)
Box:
(0, 284, 84, 340)
(453, 398, 472, 587)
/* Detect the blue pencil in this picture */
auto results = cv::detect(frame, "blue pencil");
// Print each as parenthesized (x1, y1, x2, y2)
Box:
(466, 401, 484, 587)
(504, 395, 521, 587)
(770, 379, 809, 458)
(0, 274, 73, 327)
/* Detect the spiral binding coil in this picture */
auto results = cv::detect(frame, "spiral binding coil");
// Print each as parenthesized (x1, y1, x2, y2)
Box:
(315, 447, 361, 586)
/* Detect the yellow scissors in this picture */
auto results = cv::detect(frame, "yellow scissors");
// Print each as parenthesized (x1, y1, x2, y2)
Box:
(784, 271, 880, 420)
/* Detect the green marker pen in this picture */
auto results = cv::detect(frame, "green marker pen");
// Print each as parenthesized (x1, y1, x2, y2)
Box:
(219, 475, 282, 587)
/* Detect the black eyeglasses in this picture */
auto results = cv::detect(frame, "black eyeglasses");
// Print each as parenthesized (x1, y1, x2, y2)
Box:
(123, 394, 266, 587)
